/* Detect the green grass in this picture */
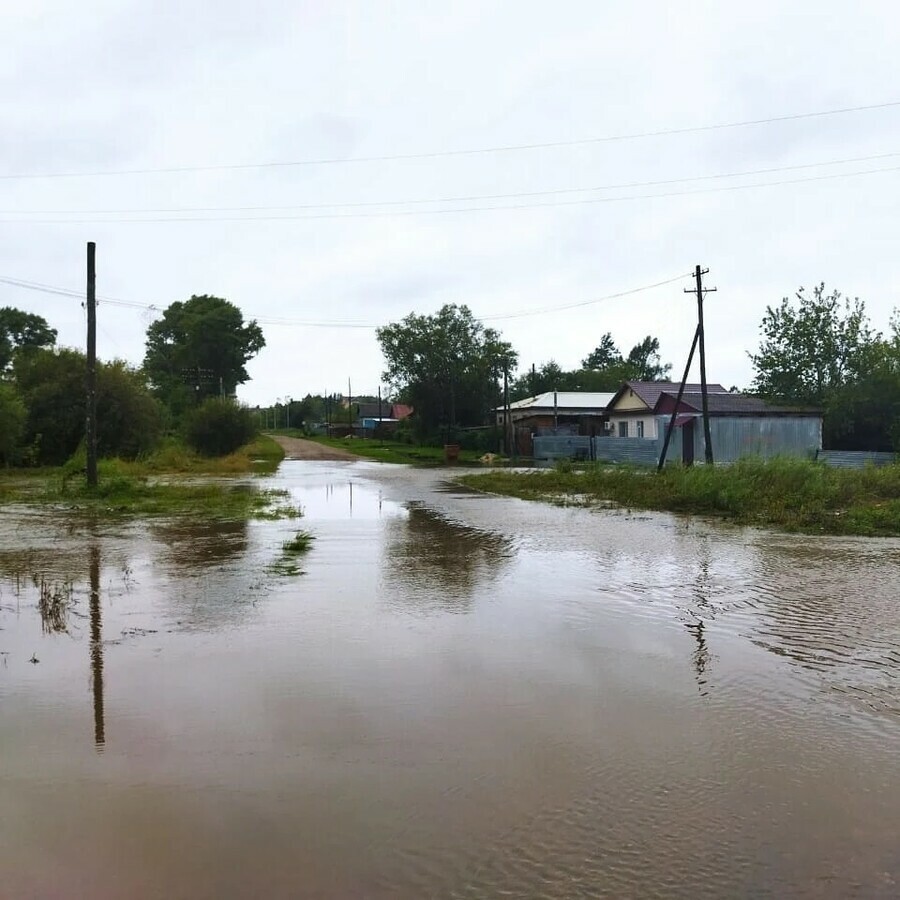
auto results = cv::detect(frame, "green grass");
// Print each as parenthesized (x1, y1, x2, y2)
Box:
(268, 528, 315, 576)
(282, 529, 314, 554)
(0, 435, 289, 519)
(119, 434, 285, 475)
(459, 457, 900, 537)
(301, 434, 488, 465)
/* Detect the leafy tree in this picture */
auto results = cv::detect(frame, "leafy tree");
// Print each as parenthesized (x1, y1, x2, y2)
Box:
(750, 284, 874, 405)
(581, 332, 622, 370)
(13, 348, 162, 464)
(625, 335, 671, 381)
(750, 284, 900, 450)
(144, 295, 265, 416)
(0, 307, 56, 371)
(377, 304, 516, 438)
(513, 334, 671, 400)
(0, 382, 26, 464)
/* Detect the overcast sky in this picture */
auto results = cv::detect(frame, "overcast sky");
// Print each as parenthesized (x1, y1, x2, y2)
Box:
(2, 0, 899, 405)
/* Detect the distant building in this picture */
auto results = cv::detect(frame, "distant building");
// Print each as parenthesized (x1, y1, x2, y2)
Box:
(496, 391, 614, 432)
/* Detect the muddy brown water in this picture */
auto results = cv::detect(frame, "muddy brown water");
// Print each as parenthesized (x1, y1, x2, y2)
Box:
(1, 460, 899, 899)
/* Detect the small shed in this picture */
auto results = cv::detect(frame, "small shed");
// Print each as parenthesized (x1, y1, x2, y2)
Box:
(654, 392, 822, 464)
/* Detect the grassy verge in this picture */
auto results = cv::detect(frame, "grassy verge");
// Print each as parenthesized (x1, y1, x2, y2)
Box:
(296, 434, 487, 465)
(0, 435, 291, 519)
(459, 457, 900, 536)
(117, 434, 285, 476)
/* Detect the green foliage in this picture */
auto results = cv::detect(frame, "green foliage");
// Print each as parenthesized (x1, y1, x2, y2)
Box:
(183, 398, 256, 457)
(462, 457, 900, 536)
(0, 382, 26, 464)
(751, 284, 900, 450)
(0, 307, 56, 371)
(378, 304, 516, 438)
(751, 284, 874, 405)
(513, 333, 671, 400)
(12, 348, 162, 465)
(144, 295, 265, 416)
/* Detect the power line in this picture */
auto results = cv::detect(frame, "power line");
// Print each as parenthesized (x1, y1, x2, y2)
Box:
(3, 162, 899, 223)
(2, 100, 898, 180)
(5, 150, 900, 216)
(0, 271, 691, 327)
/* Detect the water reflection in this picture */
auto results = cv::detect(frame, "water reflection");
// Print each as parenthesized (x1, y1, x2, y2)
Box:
(89, 544, 105, 749)
(380, 504, 512, 613)
(150, 518, 250, 571)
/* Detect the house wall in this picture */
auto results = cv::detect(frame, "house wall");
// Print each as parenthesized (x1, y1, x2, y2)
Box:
(611, 389, 647, 411)
(606, 412, 658, 439)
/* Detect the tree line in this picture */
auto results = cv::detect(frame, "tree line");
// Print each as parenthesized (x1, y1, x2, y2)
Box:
(2, 281, 898, 467)
(0, 296, 265, 466)
(376, 291, 900, 452)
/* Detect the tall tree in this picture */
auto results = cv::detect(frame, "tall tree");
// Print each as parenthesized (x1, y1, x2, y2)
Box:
(750, 284, 873, 405)
(0, 307, 56, 371)
(144, 295, 265, 415)
(624, 335, 671, 381)
(377, 304, 516, 438)
(581, 333, 622, 370)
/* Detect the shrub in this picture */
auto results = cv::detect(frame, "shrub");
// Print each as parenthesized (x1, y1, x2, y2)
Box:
(183, 398, 256, 457)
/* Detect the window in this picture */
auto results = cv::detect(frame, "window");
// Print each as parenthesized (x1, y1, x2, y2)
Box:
(636, 420, 644, 438)
(618, 421, 628, 437)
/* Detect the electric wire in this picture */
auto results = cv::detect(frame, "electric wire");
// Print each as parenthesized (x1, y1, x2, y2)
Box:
(5, 150, 899, 216)
(0, 271, 692, 327)
(3, 162, 898, 223)
(1, 99, 898, 180)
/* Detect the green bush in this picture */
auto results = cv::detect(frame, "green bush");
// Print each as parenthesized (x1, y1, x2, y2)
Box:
(0, 382, 26, 465)
(183, 398, 256, 457)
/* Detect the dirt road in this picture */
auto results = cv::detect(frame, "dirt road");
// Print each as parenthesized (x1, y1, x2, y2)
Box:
(271, 434, 359, 461)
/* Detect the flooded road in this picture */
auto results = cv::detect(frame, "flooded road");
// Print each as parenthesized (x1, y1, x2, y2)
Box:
(2, 460, 899, 898)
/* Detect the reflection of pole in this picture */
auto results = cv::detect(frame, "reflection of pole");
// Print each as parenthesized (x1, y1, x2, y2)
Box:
(89, 545, 105, 749)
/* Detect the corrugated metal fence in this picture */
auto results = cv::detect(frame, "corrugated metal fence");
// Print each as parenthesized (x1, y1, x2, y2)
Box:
(531, 435, 592, 461)
(591, 437, 659, 465)
(816, 450, 896, 468)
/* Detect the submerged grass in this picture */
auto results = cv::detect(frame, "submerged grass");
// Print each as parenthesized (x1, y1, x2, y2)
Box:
(459, 457, 900, 537)
(269, 528, 315, 576)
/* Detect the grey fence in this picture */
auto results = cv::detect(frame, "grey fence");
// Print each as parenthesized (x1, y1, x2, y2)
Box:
(592, 436, 659, 465)
(817, 450, 896, 468)
(532, 435, 592, 461)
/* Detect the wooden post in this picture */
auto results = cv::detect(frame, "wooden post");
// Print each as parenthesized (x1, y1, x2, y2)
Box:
(658, 324, 701, 471)
(85, 242, 98, 488)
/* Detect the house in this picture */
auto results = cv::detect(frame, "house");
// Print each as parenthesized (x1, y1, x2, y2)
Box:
(496, 391, 614, 433)
(605, 381, 728, 439)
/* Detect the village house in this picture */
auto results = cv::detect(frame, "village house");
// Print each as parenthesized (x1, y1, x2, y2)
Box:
(496, 391, 614, 433)
(604, 380, 728, 439)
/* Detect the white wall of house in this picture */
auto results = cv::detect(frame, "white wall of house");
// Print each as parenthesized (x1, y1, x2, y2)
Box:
(606, 414, 658, 439)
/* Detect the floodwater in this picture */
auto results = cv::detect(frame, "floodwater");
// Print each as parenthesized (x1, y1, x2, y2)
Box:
(1, 461, 899, 899)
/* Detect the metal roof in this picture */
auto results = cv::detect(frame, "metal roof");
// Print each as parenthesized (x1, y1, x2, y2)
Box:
(610, 380, 729, 410)
(500, 391, 615, 412)
(657, 391, 822, 416)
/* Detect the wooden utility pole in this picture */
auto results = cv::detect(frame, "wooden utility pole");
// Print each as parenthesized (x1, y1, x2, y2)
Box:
(85, 242, 98, 488)
(347, 379, 353, 430)
(685, 265, 716, 465)
(657, 325, 701, 471)
(503, 365, 510, 456)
